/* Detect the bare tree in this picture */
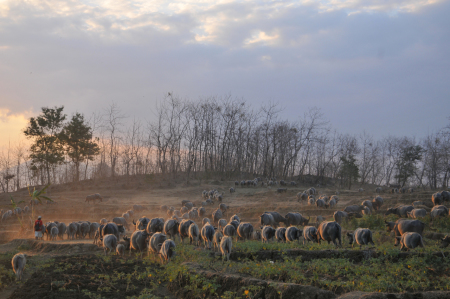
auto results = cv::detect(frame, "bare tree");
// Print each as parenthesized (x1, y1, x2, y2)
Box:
(102, 102, 126, 178)
(13, 140, 27, 191)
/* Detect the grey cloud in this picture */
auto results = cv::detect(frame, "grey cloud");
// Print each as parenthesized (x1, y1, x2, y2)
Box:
(0, 0, 449, 139)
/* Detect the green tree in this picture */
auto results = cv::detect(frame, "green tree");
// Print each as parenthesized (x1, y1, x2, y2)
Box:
(61, 113, 100, 182)
(395, 145, 423, 187)
(23, 106, 66, 185)
(338, 154, 360, 189)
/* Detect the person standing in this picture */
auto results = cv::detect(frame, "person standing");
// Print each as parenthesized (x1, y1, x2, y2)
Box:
(34, 216, 43, 240)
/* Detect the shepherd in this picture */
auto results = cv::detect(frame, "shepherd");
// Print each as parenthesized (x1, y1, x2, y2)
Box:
(34, 216, 43, 240)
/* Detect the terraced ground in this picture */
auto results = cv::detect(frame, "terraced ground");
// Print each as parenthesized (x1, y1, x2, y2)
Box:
(0, 175, 449, 298)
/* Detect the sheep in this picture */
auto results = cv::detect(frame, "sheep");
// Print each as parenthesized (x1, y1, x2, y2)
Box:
(261, 226, 276, 243)
(212, 209, 223, 225)
(397, 232, 424, 251)
(430, 205, 449, 218)
(229, 214, 240, 223)
(325, 198, 336, 209)
(237, 222, 254, 241)
(344, 205, 365, 214)
(285, 226, 302, 243)
(130, 230, 150, 257)
(67, 222, 77, 240)
(202, 218, 211, 226)
(407, 209, 427, 219)
(213, 230, 223, 252)
(223, 224, 237, 241)
(188, 223, 200, 246)
(85, 193, 103, 203)
(252, 231, 261, 241)
(160, 239, 176, 264)
(297, 192, 308, 203)
(219, 203, 228, 214)
(103, 234, 117, 255)
(432, 192, 443, 206)
(45, 222, 57, 240)
(229, 187, 235, 194)
(149, 233, 167, 255)
(116, 244, 125, 256)
(201, 223, 215, 249)
(147, 218, 165, 234)
(75, 222, 89, 239)
(229, 220, 240, 231)
(362, 206, 371, 216)
(284, 212, 310, 226)
(317, 221, 342, 248)
(303, 226, 318, 245)
(260, 213, 276, 227)
(50, 226, 59, 241)
(102, 222, 125, 240)
(346, 228, 375, 249)
(118, 236, 131, 251)
(361, 200, 373, 211)
(122, 213, 130, 221)
(372, 196, 384, 211)
(316, 198, 326, 208)
(263, 211, 287, 227)
(185, 202, 194, 210)
(58, 222, 67, 240)
(385, 205, 414, 217)
(11, 253, 27, 281)
(220, 236, 232, 262)
(163, 219, 180, 242)
(217, 219, 227, 232)
(308, 196, 316, 206)
(199, 207, 206, 217)
(441, 190, 450, 201)
(275, 227, 287, 242)
(178, 219, 194, 244)
(100, 218, 108, 225)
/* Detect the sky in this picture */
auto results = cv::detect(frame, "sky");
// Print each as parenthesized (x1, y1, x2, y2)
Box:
(0, 0, 449, 148)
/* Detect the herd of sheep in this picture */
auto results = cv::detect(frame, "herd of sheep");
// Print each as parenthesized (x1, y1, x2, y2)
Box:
(8, 186, 450, 282)
(1, 206, 30, 222)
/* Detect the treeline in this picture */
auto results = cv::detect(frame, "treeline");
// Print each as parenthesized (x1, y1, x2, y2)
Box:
(0, 94, 449, 192)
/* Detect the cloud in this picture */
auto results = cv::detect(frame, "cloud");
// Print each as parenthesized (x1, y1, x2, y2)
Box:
(0, 0, 449, 140)
(245, 31, 279, 46)
(0, 109, 33, 148)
